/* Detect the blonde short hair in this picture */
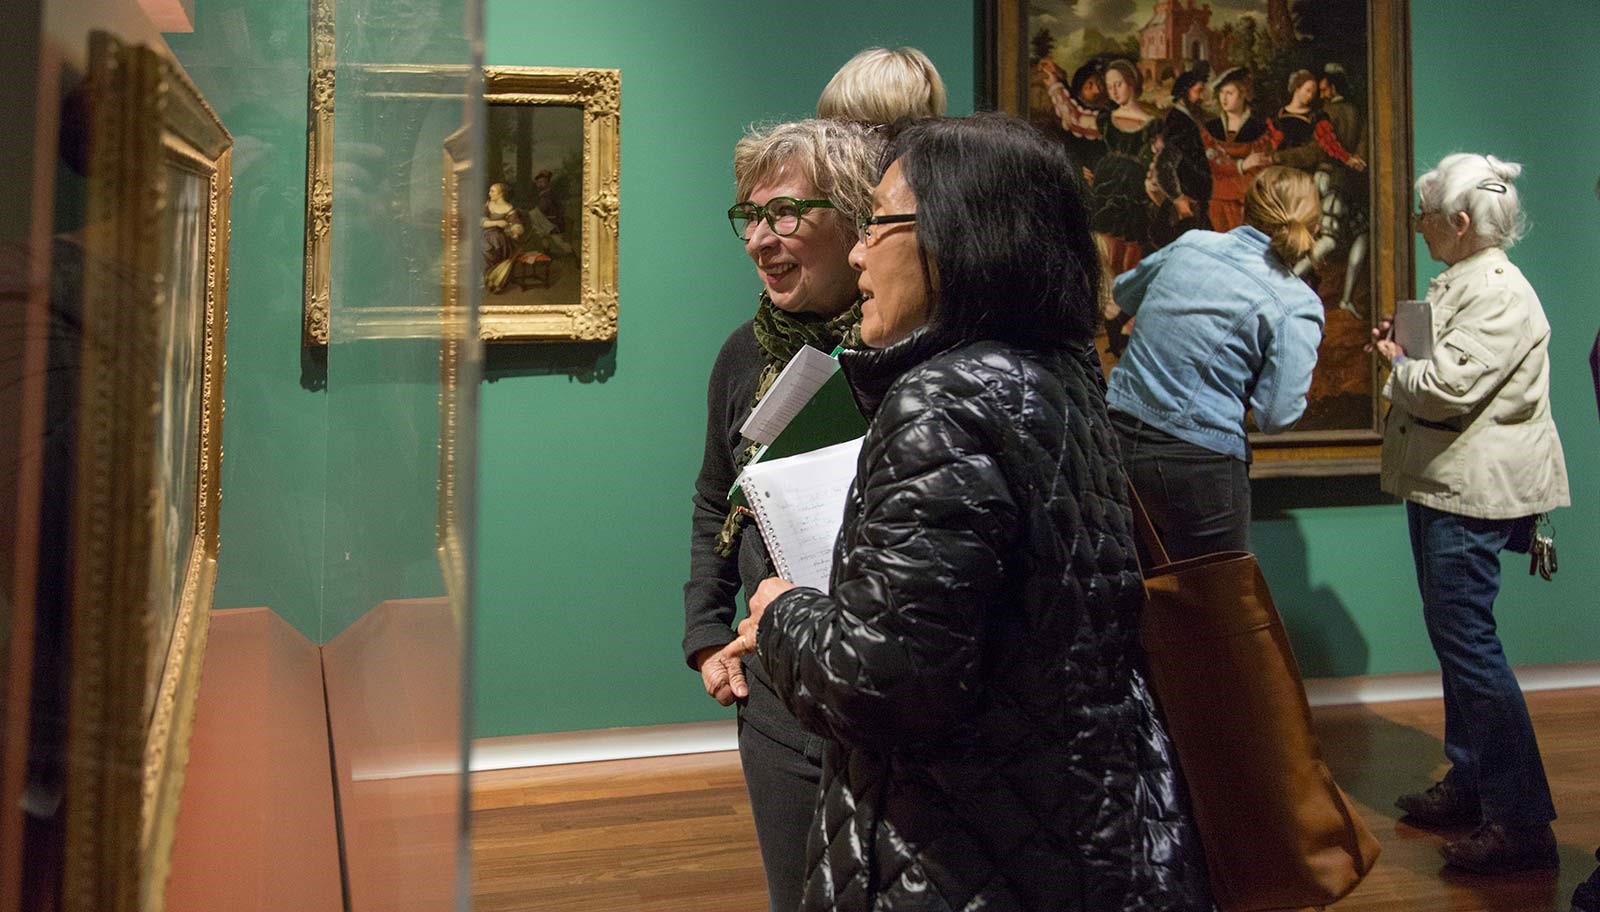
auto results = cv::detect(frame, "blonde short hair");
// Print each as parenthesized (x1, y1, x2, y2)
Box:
(733, 119, 883, 242)
(1245, 166, 1321, 266)
(816, 47, 947, 125)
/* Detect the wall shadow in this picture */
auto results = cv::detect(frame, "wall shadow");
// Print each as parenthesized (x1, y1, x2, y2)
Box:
(1253, 472, 1393, 516)
(483, 340, 615, 383)
(1252, 514, 1371, 678)
(300, 341, 327, 391)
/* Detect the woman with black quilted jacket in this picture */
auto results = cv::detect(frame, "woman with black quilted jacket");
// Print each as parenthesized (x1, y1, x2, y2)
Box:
(724, 114, 1214, 912)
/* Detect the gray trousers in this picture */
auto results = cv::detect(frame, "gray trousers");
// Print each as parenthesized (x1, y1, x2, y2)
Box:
(737, 718, 825, 912)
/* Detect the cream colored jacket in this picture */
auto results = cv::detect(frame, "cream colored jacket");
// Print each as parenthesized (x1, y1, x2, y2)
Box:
(1380, 247, 1569, 518)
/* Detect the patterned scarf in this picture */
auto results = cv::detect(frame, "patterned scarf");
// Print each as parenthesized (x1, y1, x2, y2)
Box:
(713, 292, 862, 557)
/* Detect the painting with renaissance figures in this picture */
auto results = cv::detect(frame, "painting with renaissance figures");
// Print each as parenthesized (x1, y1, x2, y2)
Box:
(986, 0, 1412, 475)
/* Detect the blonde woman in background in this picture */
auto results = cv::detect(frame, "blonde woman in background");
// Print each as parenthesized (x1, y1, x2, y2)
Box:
(1106, 166, 1324, 560)
(816, 46, 946, 124)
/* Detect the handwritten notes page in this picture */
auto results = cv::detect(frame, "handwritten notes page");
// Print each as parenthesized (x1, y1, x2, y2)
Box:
(740, 345, 840, 445)
(736, 436, 864, 591)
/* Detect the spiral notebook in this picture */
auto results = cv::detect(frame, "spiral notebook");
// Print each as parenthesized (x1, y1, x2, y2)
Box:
(736, 436, 864, 591)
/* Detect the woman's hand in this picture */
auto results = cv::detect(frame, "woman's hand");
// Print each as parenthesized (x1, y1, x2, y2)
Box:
(728, 577, 795, 658)
(1366, 319, 1404, 362)
(694, 643, 748, 706)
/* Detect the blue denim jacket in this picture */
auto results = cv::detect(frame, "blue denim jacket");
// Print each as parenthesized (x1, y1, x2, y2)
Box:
(1106, 226, 1325, 461)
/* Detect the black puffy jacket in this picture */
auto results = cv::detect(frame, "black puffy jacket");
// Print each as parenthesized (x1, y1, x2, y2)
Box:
(757, 332, 1214, 912)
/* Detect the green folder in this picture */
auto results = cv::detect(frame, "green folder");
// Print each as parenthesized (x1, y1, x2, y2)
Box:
(730, 353, 866, 507)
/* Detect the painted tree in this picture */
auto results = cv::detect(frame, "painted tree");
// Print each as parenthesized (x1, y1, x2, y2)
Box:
(1032, 27, 1055, 63)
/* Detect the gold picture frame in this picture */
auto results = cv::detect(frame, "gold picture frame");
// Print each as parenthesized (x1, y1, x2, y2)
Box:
(438, 126, 474, 619)
(470, 66, 620, 342)
(303, 0, 334, 345)
(984, 0, 1413, 477)
(66, 32, 230, 912)
(305, 29, 619, 345)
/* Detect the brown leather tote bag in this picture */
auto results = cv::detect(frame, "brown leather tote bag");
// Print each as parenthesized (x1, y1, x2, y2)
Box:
(1131, 488, 1381, 911)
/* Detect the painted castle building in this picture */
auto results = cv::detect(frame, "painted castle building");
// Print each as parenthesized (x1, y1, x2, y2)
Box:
(1136, 0, 1231, 86)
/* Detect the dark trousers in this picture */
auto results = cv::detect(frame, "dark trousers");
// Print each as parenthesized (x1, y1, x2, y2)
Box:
(1406, 501, 1556, 827)
(1112, 412, 1251, 562)
(737, 718, 824, 912)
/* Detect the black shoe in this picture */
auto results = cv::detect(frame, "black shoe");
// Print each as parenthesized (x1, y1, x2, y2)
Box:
(1396, 780, 1480, 827)
(1440, 822, 1558, 874)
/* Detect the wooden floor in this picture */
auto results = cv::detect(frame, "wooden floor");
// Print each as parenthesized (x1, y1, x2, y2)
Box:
(472, 686, 1599, 912)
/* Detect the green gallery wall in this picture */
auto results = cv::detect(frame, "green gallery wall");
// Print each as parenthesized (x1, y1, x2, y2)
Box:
(177, 1, 1600, 742)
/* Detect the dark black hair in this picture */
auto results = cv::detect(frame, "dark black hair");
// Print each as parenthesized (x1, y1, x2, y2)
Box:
(1320, 65, 1348, 96)
(879, 113, 1100, 351)
(1068, 58, 1107, 99)
(1171, 66, 1207, 102)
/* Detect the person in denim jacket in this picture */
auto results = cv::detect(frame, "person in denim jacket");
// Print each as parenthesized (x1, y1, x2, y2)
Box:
(1106, 166, 1324, 560)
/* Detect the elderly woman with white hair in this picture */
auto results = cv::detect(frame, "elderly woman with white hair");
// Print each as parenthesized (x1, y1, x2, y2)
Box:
(1371, 152, 1569, 875)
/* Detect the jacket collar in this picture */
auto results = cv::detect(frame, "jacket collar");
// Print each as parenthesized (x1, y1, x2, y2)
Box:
(838, 327, 958, 417)
(1430, 246, 1507, 289)
(839, 329, 1101, 418)
(1229, 224, 1271, 251)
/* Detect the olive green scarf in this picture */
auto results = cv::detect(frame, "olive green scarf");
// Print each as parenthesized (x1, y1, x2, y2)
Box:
(713, 293, 862, 557)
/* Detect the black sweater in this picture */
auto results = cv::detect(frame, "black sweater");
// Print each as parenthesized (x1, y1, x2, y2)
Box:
(681, 319, 813, 751)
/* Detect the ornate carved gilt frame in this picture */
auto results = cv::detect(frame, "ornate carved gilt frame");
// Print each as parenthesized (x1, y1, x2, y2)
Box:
(303, 0, 334, 344)
(306, 50, 619, 344)
(473, 66, 621, 342)
(984, 0, 1414, 477)
(67, 32, 230, 912)
(438, 127, 473, 619)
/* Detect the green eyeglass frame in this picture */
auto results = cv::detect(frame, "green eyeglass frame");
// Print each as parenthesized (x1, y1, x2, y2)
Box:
(728, 197, 835, 239)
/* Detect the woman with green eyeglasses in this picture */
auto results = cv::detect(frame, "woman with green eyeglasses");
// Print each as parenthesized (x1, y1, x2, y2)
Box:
(680, 118, 882, 912)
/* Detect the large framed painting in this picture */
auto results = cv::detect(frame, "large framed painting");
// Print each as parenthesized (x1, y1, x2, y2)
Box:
(66, 32, 230, 911)
(985, 0, 1413, 476)
(470, 66, 620, 342)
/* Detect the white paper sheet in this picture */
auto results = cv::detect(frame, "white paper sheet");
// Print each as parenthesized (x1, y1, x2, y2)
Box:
(739, 345, 840, 445)
(736, 436, 864, 590)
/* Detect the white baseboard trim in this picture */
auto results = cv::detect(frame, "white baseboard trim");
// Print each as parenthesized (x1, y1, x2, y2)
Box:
(472, 661, 1600, 773)
(472, 720, 737, 772)
(1302, 660, 1600, 707)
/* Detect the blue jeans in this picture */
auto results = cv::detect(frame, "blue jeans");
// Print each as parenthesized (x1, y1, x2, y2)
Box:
(1406, 501, 1555, 828)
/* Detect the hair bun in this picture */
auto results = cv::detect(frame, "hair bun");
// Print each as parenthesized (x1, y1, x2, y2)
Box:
(1269, 221, 1316, 264)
